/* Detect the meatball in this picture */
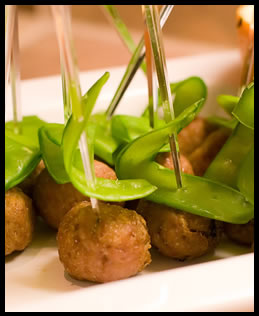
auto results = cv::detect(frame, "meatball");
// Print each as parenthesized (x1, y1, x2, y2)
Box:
(5, 187, 35, 256)
(178, 117, 217, 157)
(188, 127, 231, 176)
(137, 200, 222, 260)
(33, 160, 120, 230)
(156, 153, 194, 175)
(57, 201, 151, 283)
(18, 160, 45, 197)
(224, 219, 254, 246)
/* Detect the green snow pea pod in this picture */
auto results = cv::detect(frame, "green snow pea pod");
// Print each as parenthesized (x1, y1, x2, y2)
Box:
(143, 76, 207, 118)
(62, 72, 157, 201)
(116, 99, 253, 224)
(5, 134, 41, 191)
(217, 95, 239, 116)
(5, 116, 47, 191)
(38, 123, 69, 184)
(111, 114, 166, 144)
(237, 148, 254, 205)
(5, 115, 47, 148)
(204, 123, 254, 187)
(232, 81, 254, 130)
(205, 83, 254, 187)
(89, 118, 120, 166)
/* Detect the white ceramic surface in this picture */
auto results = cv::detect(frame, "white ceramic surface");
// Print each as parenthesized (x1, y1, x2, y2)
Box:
(5, 50, 254, 312)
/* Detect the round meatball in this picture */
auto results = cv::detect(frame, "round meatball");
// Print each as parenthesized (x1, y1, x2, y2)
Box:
(5, 187, 35, 256)
(57, 201, 151, 283)
(224, 219, 254, 246)
(137, 200, 222, 260)
(156, 153, 194, 175)
(188, 127, 231, 176)
(18, 160, 45, 197)
(178, 117, 217, 157)
(33, 160, 120, 230)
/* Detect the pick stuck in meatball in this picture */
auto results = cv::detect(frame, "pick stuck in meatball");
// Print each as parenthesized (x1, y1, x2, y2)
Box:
(5, 187, 35, 256)
(57, 201, 151, 283)
(33, 160, 121, 230)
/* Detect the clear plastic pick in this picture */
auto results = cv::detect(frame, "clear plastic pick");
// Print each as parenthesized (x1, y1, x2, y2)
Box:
(144, 5, 182, 189)
(51, 5, 99, 211)
(106, 5, 174, 119)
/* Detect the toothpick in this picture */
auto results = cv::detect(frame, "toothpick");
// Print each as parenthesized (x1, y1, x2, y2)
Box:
(106, 5, 174, 119)
(10, 8, 22, 134)
(51, 5, 99, 211)
(101, 5, 146, 74)
(144, 5, 182, 189)
(5, 5, 16, 100)
(142, 6, 158, 128)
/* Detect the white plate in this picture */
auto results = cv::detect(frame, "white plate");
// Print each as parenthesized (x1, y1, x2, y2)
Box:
(5, 50, 254, 312)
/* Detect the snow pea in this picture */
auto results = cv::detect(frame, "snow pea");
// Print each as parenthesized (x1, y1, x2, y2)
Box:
(143, 76, 207, 118)
(204, 123, 253, 187)
(217, 94, 239, 116)
(116, 99, 253, 224)
(5, 116, 46, 191)
(5, 115, 46, 148)
(38, 123, 68, 184)
(232, 81, 254, 130)
(205, 83, 254, 188)
(88, 113, 120, 166)
(5, 134, 41, 191)
(237, 148, 254, 205)
(38, 72, 156, 201)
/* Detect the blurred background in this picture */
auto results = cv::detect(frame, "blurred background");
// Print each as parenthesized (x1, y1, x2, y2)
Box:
(17, 5, 240, 80)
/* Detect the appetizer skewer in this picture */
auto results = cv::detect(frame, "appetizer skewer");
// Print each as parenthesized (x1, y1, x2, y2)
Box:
(5, 5, 254, 282)
(51, 4, 99, 211)
(144, 5, 182, 188)
(106, 5, 174, 118)
(101, 5, 147, 74)
(10, 8, 22, 134)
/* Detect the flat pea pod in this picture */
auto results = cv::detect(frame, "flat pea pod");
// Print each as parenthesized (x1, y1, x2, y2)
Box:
(5, 134, 41, 191)
(232, 81, 254, 130)
(143, 76, 207, 118)
(111, 114, 166, 143)
(38, 123, 69, 184)
(90, 120, 120, 166)
(62, 72, 157, 201)
(116, 99, 253, 224)
(5, 116, 46, 191)
(204, 123, 254, 188)
(237, 148, 254, 205)
(5, 115, 47, 148)
(216, 95, 239, 116)
(86, 112, 121, 166)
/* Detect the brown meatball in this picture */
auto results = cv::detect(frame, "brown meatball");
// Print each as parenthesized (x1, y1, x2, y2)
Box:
(57, 201, 151, 283)
(188, 127, 231, 176)
(5, 187, 35, 256)
(178, 117, 217, 157)
(33, 160, 120, 230)
(137, 200, 222, 260)
(224, 219, 254, 246)
(18, 160, 45, 197)
(156, 153, 194, 175)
